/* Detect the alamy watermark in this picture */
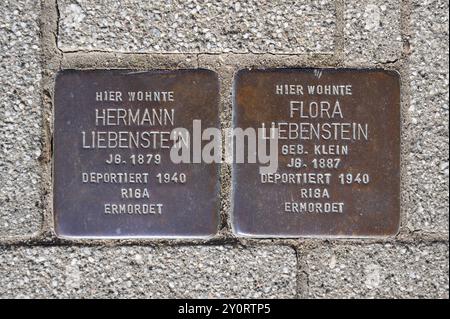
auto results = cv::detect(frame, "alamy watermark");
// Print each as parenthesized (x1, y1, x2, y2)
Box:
(169, 120, 279, 174)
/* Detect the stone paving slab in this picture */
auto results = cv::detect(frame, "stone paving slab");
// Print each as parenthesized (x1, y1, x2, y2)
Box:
(405, 0, 449, 234)
(58, 0, 335, 53)
(301, 242, 449, 298)
(344, 0, 402, 63)
(0, 0, 43, 237)
(0, 245, 297, 298)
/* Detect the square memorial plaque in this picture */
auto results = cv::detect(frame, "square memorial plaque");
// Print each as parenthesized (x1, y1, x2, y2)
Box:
(54, 69, 220, 238)
(232, 68, 400, 237)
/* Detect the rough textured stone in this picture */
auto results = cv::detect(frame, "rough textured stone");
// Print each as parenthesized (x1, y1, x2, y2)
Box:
(344, 0, 402, 63)
(406, 0, 449, 234)
(0, 0, 448, 301)
(302, 242, 449, 298)
(0, 246, 297, 298)
(58, 0, 335, 53)
(0, 0, 42, 237)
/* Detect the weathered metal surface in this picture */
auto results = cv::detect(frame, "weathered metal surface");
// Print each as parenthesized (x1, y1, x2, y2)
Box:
(232, 68, 401, 237)
(54, 69, 220, 238)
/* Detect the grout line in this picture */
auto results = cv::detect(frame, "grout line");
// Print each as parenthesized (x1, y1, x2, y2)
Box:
(54, 0, 61, 54)
(294, 245, 304, 299)
(334, 0, 346, 65)
(38, 0, 63, 240)
(59, 49, 337, 56)
(400, 0, 412, 59)
(1, 235, 449, 248)
(398, 0, 413, 237)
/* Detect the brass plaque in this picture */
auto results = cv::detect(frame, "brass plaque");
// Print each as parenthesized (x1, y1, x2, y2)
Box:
(54, 69, 220, 238)
(232, 68, 400, 237)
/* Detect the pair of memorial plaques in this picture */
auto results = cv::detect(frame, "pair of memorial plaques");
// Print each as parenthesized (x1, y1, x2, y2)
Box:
(54, 69, 400, 238)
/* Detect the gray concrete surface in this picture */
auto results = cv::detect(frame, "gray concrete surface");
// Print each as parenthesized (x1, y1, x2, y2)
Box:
(344, 0, 402, 63)
(301, 242, 449, 298)
(58, 0, 335, 53)
(0, 245, 297, 298)
(0, 0, 43, 236)
(405, 0, 449, 234)
(0, 0, 448, 299)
